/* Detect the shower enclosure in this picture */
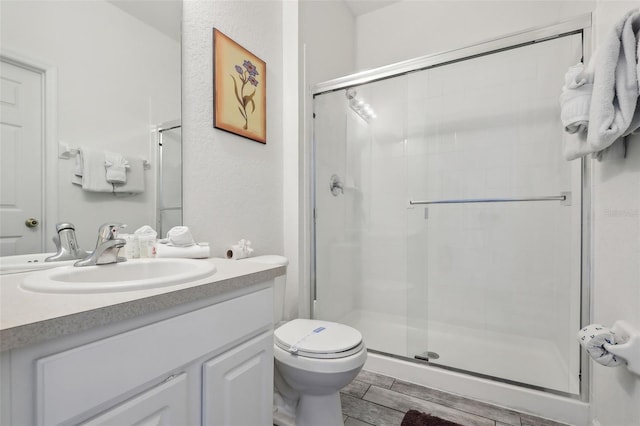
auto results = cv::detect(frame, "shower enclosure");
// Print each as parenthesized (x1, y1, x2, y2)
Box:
(312, 16, 590, 398)
(156, 122, 182, 238)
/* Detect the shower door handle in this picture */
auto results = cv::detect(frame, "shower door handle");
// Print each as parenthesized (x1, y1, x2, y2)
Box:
(330, 174, 344, 196)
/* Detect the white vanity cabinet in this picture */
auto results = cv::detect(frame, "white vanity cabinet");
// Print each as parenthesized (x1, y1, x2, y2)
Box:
(1, 285, 274, 426)
(80, 373, 190, 426)
(202, 331, 273, 426)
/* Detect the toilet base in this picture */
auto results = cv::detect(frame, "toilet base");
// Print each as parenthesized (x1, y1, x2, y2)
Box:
(297, 392, 344, 426)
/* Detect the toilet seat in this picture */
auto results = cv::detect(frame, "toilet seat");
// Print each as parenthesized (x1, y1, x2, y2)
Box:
(275, 319, 363, 359)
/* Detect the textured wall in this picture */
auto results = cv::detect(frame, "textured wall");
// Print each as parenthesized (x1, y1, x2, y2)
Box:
(590, 3, 640, 424)
(182, 0, 284, 259)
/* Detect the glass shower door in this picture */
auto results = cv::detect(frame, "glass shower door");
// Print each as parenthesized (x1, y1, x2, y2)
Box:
(405, 33, 583, 393)
(313, 75, 415, 357)
(313, 28, 584, 396)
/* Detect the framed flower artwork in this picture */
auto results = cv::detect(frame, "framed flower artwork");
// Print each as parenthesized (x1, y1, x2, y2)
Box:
(213, 29, 266, 144)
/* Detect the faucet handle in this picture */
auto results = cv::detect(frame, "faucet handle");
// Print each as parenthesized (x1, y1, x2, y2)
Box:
(98, 223, 127, 241)
(55, 222, 76, 232)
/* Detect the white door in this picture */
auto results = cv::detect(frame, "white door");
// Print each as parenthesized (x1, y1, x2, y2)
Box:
(202, 331, 274, 426)
(0, 59, 44, 255)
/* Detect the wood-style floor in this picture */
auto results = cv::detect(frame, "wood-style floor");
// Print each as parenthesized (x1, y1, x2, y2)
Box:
(340, 370, 571, 426)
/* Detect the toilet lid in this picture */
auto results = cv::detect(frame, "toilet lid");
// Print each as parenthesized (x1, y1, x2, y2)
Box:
(274, 319, 363, 359)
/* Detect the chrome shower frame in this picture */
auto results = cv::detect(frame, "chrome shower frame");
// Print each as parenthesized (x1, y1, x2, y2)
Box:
(155, 120, 182, 238)
(309, 13, 593, 401)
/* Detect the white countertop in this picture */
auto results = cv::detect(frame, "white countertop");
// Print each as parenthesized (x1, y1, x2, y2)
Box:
(0, 257, 285, 352)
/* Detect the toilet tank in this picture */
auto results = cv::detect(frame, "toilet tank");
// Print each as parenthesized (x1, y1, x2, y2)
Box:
(244, 255, 288, 324)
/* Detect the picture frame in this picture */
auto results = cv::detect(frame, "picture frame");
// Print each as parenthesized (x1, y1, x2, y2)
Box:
(213, 28, 267, 144)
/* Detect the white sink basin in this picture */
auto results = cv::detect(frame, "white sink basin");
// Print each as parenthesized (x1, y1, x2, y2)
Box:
(20, 258, 217, 294)
(0, 253, 76, 275)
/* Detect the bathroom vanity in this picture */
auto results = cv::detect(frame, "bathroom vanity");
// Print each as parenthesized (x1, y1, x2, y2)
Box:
(0, 258, 285, 425)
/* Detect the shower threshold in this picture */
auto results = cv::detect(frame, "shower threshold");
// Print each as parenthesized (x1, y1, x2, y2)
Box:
(414, 351, 440, 362)
(339, 309, 580, 395)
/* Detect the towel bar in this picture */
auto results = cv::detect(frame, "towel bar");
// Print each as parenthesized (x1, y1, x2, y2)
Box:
(58, 143, 150, 169)
(409, 192, 571, 206)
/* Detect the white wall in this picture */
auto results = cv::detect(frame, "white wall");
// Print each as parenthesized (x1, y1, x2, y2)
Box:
(282, 0, 301, 320)
(355, 1, 595, 70)
(300, 0, 356, 87)
(589, 3, 640, 424)
(1, 1, 180, 249)
(182, 1, 284, 260)
(298, 0, 356, 317)
(591, 137, 640, 426)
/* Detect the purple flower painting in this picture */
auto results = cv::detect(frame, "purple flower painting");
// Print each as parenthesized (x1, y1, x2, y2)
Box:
(231, 59, 260, 130)
(213, 28, 266, 143)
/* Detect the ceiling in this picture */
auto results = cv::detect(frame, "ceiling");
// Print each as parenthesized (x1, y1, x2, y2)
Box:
(108, 0, 400, 40)
(108, 0, 181, 41)
(343, 0, 402, 17)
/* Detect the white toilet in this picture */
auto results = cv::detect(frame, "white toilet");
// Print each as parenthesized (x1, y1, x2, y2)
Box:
(246, 256, 367, 426)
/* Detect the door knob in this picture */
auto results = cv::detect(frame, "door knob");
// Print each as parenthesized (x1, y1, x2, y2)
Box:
(25, 218, 39, 228)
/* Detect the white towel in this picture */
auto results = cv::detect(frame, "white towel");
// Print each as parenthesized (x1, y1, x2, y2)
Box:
(72, 150, 84, 185)
(166, 226, 195, 247)
(155, 243, 210, 259)
(562, 8, 640, 160)
(560, 62, 593, 134)
(72, 147, 113, 192)
(587, 9, 640, 151)
(577, 324, 624, 367)
(112, 157, 145, 193)
(104, 151, 129, 184)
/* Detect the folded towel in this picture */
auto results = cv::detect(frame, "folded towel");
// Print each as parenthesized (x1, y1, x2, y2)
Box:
(72, 151, 84, 185)
(562, 8, 640, 160)
(112, 157, 145, 193)
(72, 147, 113, 192)
(562, 130, 592, 162)
(166, 226, 195, 247)
(560, 63, 593, 134)
(155, 243, 210, 259)
(104, 151, 129, 184)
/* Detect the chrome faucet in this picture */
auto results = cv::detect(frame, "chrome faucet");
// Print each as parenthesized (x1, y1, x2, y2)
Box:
(75, 223, 127, 267)
(45, 223, 89, 262)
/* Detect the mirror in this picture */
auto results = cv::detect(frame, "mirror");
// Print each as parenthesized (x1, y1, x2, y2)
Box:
(0, 0, 182, 255)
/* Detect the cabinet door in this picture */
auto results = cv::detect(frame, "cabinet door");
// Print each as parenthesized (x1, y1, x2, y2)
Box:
(203, 331, 273, 426)
(80, 373, 190, 426)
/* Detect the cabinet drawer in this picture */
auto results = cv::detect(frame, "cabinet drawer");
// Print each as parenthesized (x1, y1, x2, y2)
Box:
(36, 287, 272, 425)
(80, 373, 189, 426)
